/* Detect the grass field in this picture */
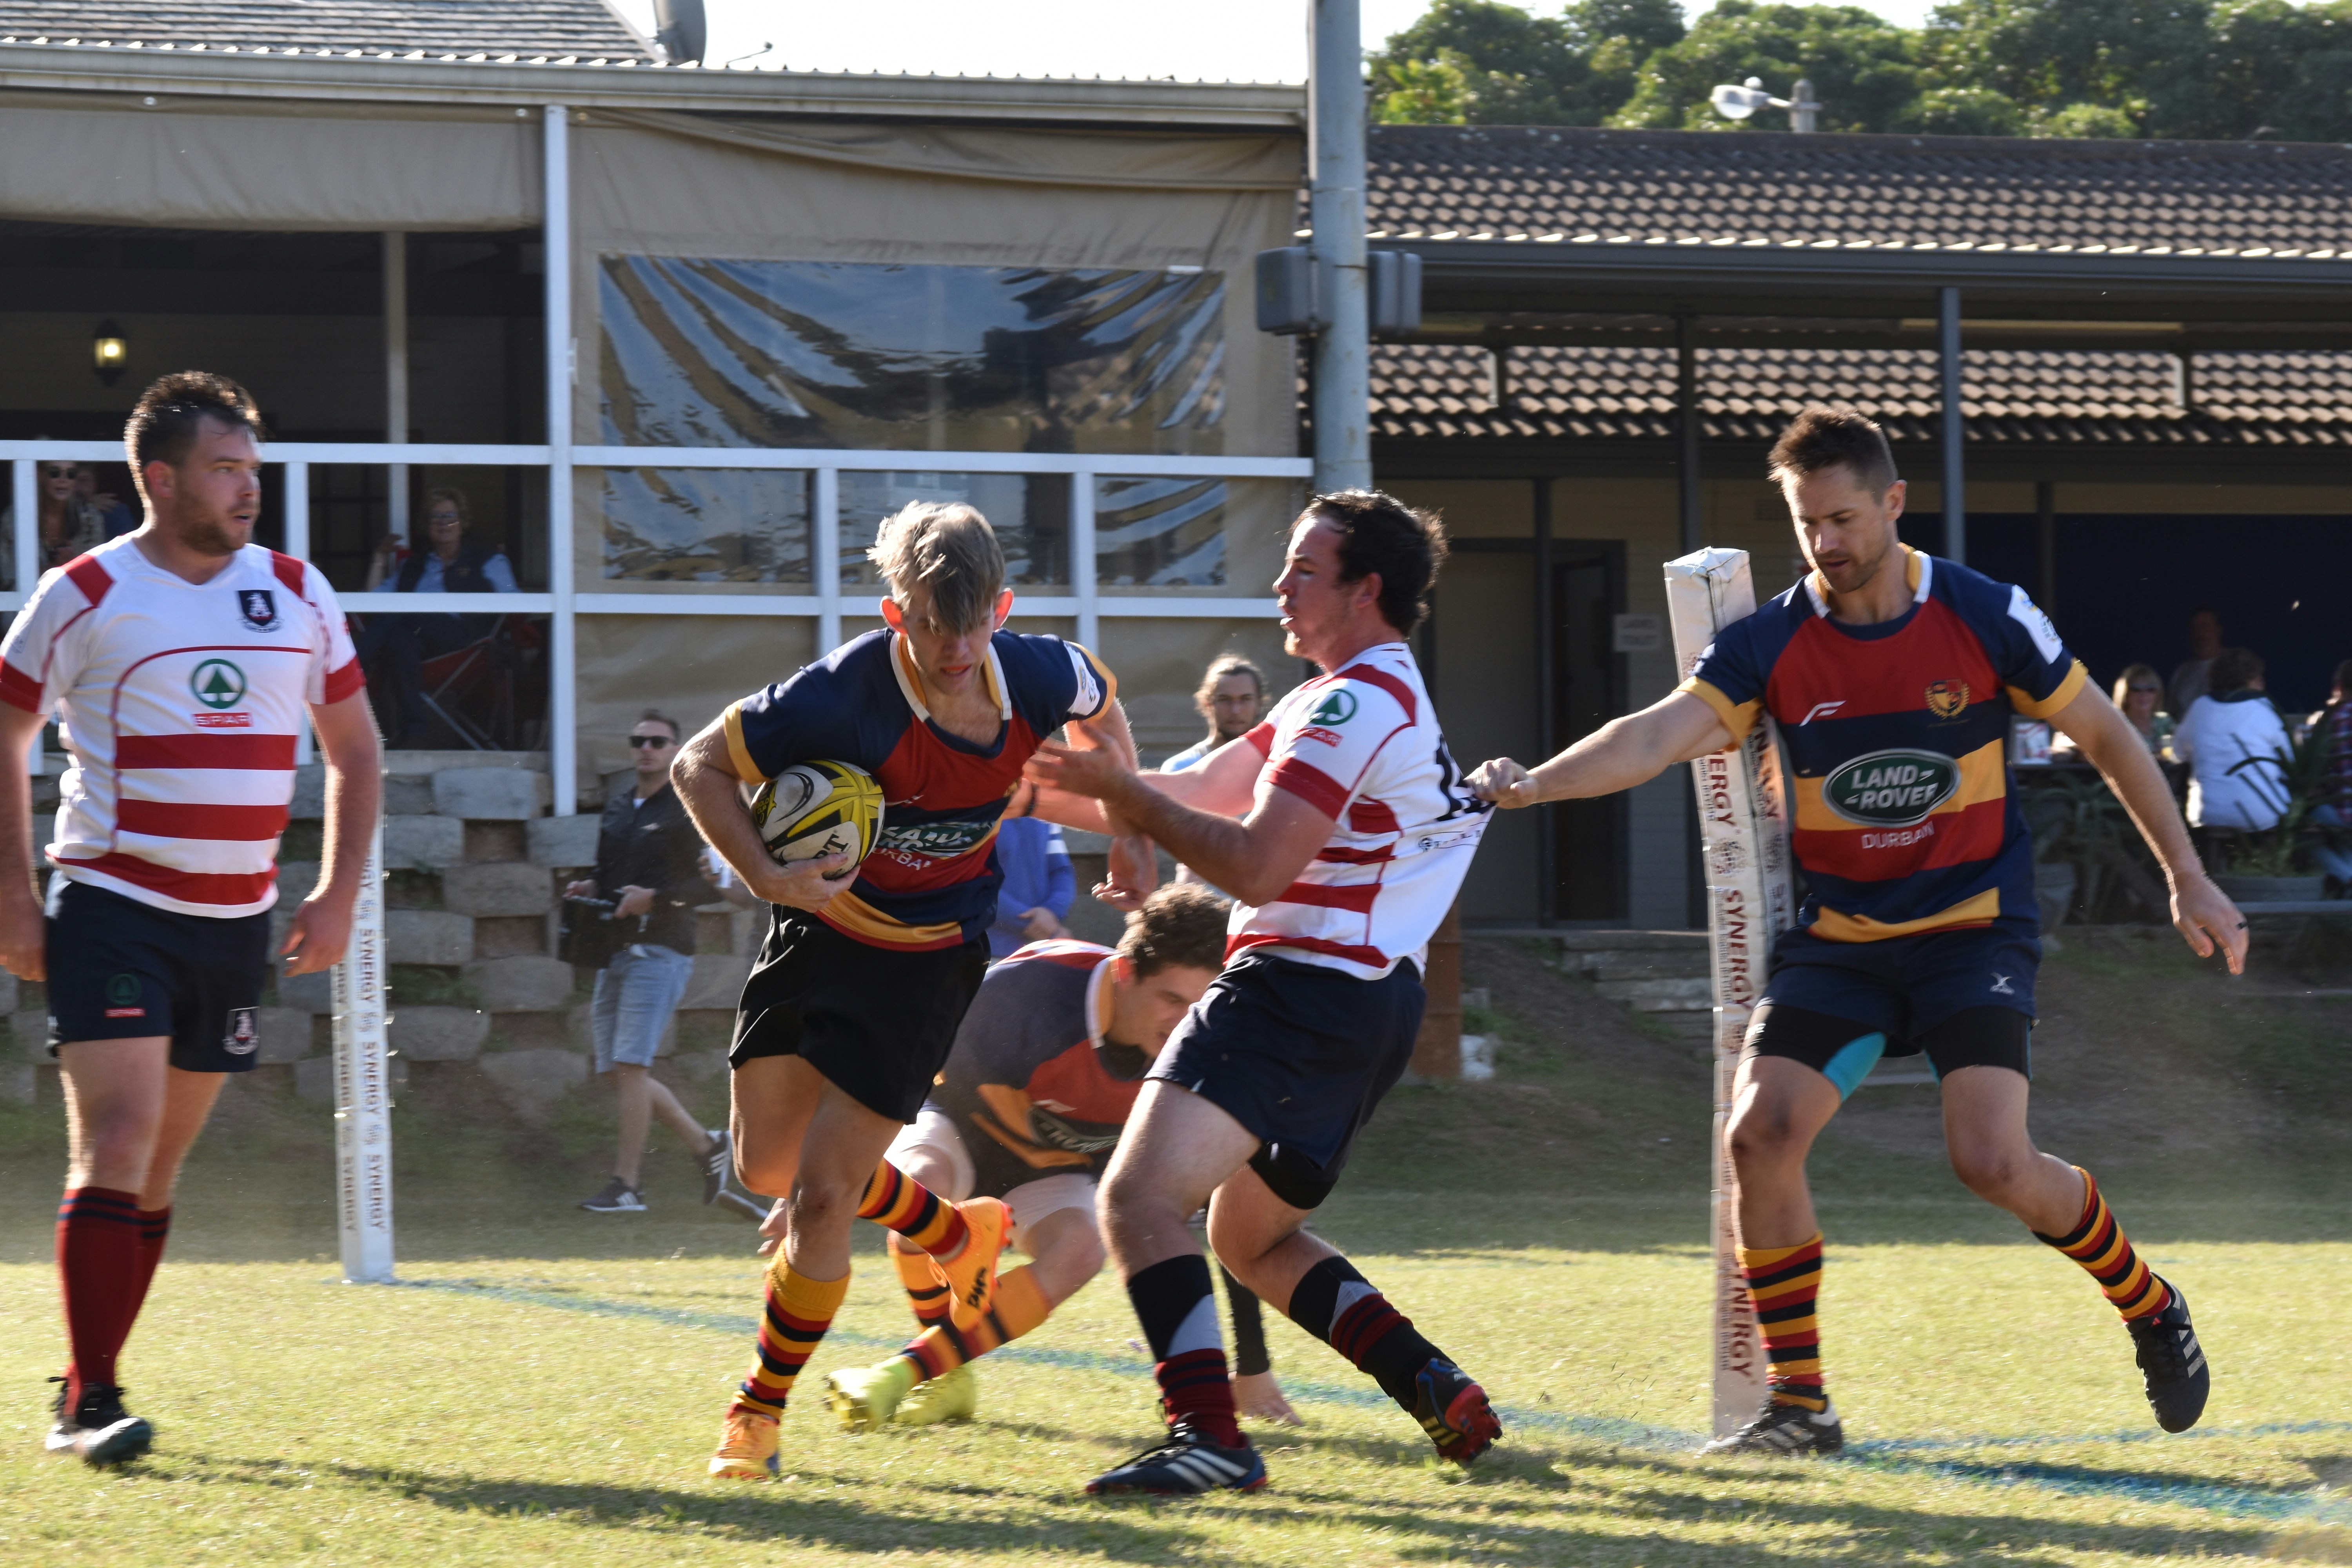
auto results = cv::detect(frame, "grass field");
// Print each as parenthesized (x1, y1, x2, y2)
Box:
(1, 929, 2347, 1565)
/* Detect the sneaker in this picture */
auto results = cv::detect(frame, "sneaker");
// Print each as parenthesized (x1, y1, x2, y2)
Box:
(48, 1383, 153, 1468)
(1701, 1397, 1845, 1457)
(707, 1404, 780, 1481)
(1410, 1359, 1502, 1465)
(822, 1359, 918, 1433)
(699, 1129, 733, 1206)
(896, 1363, 978, 1427)
(931, 1197, 1011, 1328)
(580, 1177, 646, 1213)
(42, 1376, 74, 1454)
(2127, 1278, 2210, 1433)
(1085, 1422, 1267, 1495)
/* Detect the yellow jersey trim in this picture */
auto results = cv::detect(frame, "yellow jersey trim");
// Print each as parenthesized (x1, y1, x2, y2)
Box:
(1679, 676, 1759, 744)
(2008, 659, 2090, 720)
(1809, 886, 2002, 943)
(1792, 735, 2007, 833)
(721, 702, 769, 784)
(816, 887, 965, 949)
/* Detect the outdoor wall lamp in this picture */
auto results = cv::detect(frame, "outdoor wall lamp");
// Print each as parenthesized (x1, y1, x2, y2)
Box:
(92, 320, 128, 387)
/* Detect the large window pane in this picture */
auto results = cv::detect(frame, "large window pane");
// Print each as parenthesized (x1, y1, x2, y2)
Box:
(839, 472, 1068, 590)
(595, 468, 811, 584)
(1096, 476, 1296, 597)
(600, 257, 1225, 456)
(311, 464, 546, 594)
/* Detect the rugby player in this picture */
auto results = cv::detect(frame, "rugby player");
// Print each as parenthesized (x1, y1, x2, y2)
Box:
(1025, 490, 1500, 1495)
(0, 372, 379, 1466)
(673, 502, 1153, 1481)
(1470, 409, 2241, 1454)
(820, 883, 1297, 1430)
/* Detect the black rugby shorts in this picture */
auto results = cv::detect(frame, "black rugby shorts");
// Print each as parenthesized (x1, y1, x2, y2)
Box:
(46, 879, 273, 1073)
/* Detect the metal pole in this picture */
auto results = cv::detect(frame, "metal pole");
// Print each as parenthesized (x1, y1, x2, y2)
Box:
(1939, 285, 1965, 564)
(1309, 0, 1369, 494)
(11, 458, 38, 777)
(1533, 477, 1555, 926)
(1071, 466, 1099, 653)
(1677, 317, 1702, 554)
(383, 233, 409, 554)
(544, 105, 578, 813)
(331, 818, 393, 1283)
(815, 465, 841, 653)
(287, 461, 315, 766)
(2036, 479, 2057, 611)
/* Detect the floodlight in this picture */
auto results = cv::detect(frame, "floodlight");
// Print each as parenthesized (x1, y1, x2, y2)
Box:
(1710, 77, 1771, 121)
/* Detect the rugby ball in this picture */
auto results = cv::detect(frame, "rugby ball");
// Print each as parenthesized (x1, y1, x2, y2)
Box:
(741, 760, 885, 878)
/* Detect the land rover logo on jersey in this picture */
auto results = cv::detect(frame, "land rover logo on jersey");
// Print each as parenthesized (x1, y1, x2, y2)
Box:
(190, 658, 247, 710)
(1307, 690, 1358, 727)
(1926, 679, 1970, 720)
(1823, 748, 1960, 827)
(236, 588, 279, 631)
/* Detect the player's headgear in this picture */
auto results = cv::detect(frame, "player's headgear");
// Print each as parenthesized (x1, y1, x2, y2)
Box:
(125, 370, 265, 492)
(1116, 883, 1229, 978)
(1310, 488, 1449, 636)
(1769, 407, 1897, 495)
(869, 501, 1005, 632)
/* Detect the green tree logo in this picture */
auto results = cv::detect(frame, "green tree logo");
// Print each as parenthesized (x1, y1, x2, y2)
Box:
(1308, 690, 1359, 727)
(189, 658, 248, 711)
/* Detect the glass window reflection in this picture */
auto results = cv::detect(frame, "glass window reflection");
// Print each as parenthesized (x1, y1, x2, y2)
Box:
(598, 468, 811, 584)
(838, 472, 1067, 589)
(1095, 476, 1227, 588)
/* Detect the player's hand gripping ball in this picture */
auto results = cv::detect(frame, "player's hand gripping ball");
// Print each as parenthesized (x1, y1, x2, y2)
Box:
(740, 760, 885, 882)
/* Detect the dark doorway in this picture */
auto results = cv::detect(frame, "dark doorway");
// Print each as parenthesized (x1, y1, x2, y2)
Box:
(1550, 544, 1628, 921)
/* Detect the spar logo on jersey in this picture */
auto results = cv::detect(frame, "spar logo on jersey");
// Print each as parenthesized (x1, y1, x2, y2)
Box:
(190, 658, 248, 711)
(1926, 680, 1971, 720)
(1822, 748, 1960, 827)
(236, 589, 280, 631)
(1307, 689, 1358, 728)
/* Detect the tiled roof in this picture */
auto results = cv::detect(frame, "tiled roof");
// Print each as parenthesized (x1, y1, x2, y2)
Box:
(0, 2, 648, 61)
(1367, 125, 2352, 258)
(1372, 343, 2352, 449)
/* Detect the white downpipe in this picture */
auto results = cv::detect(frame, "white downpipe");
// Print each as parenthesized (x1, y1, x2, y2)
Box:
(285, 461, 316, 766)
(10, 459, 36, 775)
(815, 465, 841, 653)
(1308, 0, 1370, 495)
(544, 105, 578, 813)
(331, 817, 394, 1284)
(1071, 465, 1098, 652)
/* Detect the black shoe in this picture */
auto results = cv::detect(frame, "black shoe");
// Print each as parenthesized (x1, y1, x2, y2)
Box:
(700, 1129, 733, 1206)
(1410, 1359, 1502, 1465)
(46, 1383, 153, 1468)
(42, 1375, 72, 1452)
(2127, 1278, 2210, 1433)
(579, 1177, 646, 1213)
(1701, 1397, 1845, 1457)
(1085, 1422, 1267, 1495)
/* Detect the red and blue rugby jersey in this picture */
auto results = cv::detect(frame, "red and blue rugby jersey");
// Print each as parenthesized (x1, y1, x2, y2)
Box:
(1679, 547, 2088, 942)
(722, 629, 1115, 951)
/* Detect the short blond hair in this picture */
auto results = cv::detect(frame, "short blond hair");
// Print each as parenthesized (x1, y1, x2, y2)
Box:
(868, 502, 1005, 631)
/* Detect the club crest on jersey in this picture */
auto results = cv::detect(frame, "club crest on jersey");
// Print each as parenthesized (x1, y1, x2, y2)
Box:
(1926, 680, 1970, 720)
(223, 1006, 259, 1055)
(190, 658, 248, 711)
(1307, 689, 1358, 727)
(1823, 748, 1960, 828)
(236, 589, 280, 631)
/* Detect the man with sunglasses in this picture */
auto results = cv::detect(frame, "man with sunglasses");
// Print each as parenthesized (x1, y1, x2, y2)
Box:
(568, 710, 729, 1213)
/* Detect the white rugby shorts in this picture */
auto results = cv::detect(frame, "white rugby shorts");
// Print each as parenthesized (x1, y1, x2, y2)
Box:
(886, 1107, 1097, 1251)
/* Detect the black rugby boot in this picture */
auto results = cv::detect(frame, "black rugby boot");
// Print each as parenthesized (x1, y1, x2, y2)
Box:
(2127, 1278, 2210, 1433)
(1701, 1397, 1844, 1457)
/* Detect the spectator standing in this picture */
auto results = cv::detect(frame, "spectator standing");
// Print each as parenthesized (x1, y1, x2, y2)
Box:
(568, 711, 728, 1213)
(989, 813, 1074, 959)
(2309, 659, 2352, 896)
(2169, 608, 2224, 719)
(2174, 647, 2291, 833)
(1160, 655, 1267, 771)
(356, 486, 519, 747)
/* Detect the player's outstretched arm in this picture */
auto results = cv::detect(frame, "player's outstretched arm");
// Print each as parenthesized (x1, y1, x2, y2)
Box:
(281, 691, 384, 976)
(670, 720, 850, 912)
(2049, 684, 2247, 975)
(1468, 690, 1733, 809)
(1060, 697, 1158, 911)
(0, 700, 48, 980)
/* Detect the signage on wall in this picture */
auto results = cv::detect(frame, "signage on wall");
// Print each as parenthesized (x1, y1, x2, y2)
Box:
(1611, 613, 1665, 653)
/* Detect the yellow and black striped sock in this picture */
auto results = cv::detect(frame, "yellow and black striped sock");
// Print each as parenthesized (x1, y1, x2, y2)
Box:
(858, 1161, 969, 1259)
(735, 1260, 849, 1419)
(2035, 1167, 2170, 1320)
(1740, 1234, 1826, 1412)
(896, 1264, 1051, 1382)
(891, 1238, 952, 1332)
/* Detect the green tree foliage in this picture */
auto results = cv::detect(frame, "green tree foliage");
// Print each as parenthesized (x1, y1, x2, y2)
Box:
(1611, 2, 1919, 131)
(1369, 0, 1685, 124)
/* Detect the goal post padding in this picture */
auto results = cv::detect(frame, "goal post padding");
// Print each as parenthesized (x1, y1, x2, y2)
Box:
(1663, 547, 1798, 1437)
(331, 818, 394, 1285)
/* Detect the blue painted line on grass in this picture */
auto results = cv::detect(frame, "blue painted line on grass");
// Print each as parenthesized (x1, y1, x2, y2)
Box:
(399, 1276, 2352, 1523)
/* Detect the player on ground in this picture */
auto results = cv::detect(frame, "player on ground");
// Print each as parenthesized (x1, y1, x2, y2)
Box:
(1025, 490, 1500, 1495)
(1470, 409, 2241, 1454)
(1, 372, 380, 1466)
(672, 502, 1153, 1481)
(820, 883, 1298, 1430)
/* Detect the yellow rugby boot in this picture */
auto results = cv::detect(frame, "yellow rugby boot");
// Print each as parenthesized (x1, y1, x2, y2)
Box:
(895, 1363, 979, 1427)
(707, 1404, 780, 1480)
(822, 1359, 917, 1433)
(932, 1197, 1011, 1328)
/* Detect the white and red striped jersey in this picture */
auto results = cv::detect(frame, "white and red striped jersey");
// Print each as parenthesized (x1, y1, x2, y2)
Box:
(1230, 641, 1489, 980)
(0, 539, 362, 918)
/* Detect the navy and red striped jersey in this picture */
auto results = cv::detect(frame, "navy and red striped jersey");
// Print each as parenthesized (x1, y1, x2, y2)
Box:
(1680, 547, 2087, 942)
(722, 628, 1115, 950)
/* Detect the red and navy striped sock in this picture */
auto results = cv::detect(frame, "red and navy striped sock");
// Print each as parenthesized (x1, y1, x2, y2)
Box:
(1126, 1254, 1243, 1448)
(56, 1187, 142, 1405)
(1283, 1254, 1445, 1414)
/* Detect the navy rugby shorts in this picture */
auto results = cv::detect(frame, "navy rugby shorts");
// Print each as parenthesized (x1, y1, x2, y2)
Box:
(46, 879, 273, 1072)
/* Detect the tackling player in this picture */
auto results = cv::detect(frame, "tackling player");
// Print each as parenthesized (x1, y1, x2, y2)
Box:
(1470, 409, 2241, 1454)
(672, 502, 1153, 1481)
(1026, 490, 1500, 1495)
(1, 373, 380, 1466)
(820, 883, 1297, 1430)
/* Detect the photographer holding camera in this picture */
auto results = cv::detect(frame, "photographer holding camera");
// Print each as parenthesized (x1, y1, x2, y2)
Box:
(568, 711, 728, 1213)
